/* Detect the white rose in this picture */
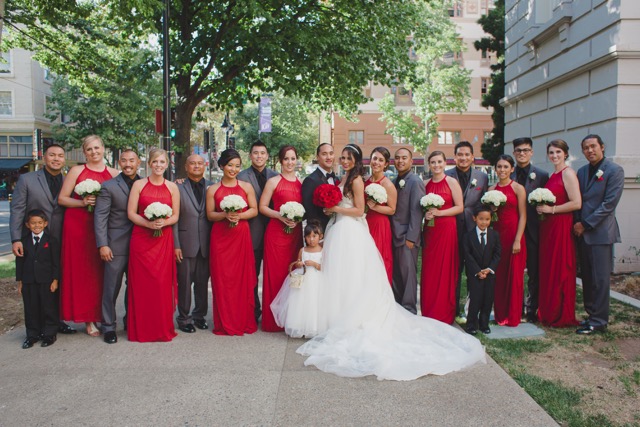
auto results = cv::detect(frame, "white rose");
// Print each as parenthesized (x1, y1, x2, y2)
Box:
(470, 178, 477, 187)
(399, 179, 405, 189)
(596, 170, 604, 179)
(529, 172, 536, 180)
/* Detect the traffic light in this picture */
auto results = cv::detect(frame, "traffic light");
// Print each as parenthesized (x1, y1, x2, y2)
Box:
(170, 107, 176, 138)
(170, 128, 176, 138)
(203, 130, 210, 151)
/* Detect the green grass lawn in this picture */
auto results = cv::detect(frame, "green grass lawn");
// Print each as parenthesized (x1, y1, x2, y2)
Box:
(0, 262, 15, 279)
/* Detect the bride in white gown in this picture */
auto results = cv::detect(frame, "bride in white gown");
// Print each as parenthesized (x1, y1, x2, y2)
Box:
(296, 144, 485, 381)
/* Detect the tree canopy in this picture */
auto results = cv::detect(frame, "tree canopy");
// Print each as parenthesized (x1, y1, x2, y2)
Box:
(474, 0, 505, 165)
(378, 1, 470, 154)
(3, 0, 431, 175)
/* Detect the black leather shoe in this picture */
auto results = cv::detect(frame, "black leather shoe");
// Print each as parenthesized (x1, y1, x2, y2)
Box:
(464, 327, 478, 336)
(58, 323, 77, 334)
(481, 327, 491, 334)
(193, 319, 208, 330)
(576, 324, 607, 335)
(526, 313, 538, 323)
(179, 324, 196, 333)
(104, 331, 118, 344)
(579, 319, 590, 327)
(22, 336, 39, 349)
(41, 335, 57, 347)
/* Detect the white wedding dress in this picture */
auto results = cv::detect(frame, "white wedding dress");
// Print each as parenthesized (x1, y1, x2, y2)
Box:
(296, 194, 486, 381)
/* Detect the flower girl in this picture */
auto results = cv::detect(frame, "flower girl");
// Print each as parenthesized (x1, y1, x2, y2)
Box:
(270, 220, 324, 338)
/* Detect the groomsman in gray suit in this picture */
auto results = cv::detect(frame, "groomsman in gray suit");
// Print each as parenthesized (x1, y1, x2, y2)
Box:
(445, 141, 488, 319)
(574, 134, 624, 335)
(238, 141, 277, 322)
(10, 144, 76, 335)
(390, 148, 425, 314)
(511, 137, 549, 322)
(174, 154, 213, 333)
(95, 149, 141, 343)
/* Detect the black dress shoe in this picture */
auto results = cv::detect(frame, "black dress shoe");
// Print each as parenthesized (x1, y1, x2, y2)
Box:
(526, 313, 538, 323)
(22, 336, 39, 349)
(193, 319, 208, 330)
(58, 324, 77, 334)
(179, 324, 196, 333)
(464, 327, 478, 336)
(481, 327, 491, 334)
(576, 324, 607, 335)
(104, 331, 118, 344)
(41, 335, 57, 347)
(579, 319, 590, 327)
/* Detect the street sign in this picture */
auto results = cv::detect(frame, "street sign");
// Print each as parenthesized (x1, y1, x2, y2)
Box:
(259, 96, 272, 133)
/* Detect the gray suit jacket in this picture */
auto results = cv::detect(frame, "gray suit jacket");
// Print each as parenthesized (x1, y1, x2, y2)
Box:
(390, 171, 425, 248)
(445, 168, 488, 235)
(237, 167, 277, 250)
(94, 174, 134, 256)
(173, 179, 213, 258)
(576, 158, 624, 245)
(10, 169, 65, 242)
(511, 165, 549, 245)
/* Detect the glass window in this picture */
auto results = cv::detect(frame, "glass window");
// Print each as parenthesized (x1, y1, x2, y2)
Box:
(348, 130, 364, 145)
(481, 77, 490, 95)
(438, 131, 461, 145)
(0, 52, 11, 73)
(10, 136, 33, 143)
(0, 91, 12, 116)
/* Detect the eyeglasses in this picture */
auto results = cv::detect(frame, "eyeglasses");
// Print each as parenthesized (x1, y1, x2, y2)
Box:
(514, 148, 532, 154)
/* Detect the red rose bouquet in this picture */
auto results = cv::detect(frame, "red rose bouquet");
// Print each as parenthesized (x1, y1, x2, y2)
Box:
(313, 184, 343, 209)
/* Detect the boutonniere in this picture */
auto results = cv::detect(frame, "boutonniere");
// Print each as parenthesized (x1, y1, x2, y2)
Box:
(399, 179, 405, 189)
(43, 242, 49, 249)
(596, 170, 604, 181)
(529, 172, 536, 180)
(470, 178, 477, 187)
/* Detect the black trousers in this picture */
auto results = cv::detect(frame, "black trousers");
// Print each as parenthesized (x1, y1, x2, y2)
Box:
(466, 277, 495, 330)
(22, 281, 59, 338)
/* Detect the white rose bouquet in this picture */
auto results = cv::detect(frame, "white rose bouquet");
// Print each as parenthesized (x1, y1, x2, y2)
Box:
(279, 201, 305, 234)
(144, 202, 173, 237)
(528, 188, 556, 220)
(420, 193, 445, 227)
(481, 190, 507, 222)
(364, 183, 388, 212)
(74, 179, 102, 213)
(220, 194, 248, 228)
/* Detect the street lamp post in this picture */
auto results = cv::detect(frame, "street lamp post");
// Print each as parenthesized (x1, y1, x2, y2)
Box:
(162, 0, 172, 179)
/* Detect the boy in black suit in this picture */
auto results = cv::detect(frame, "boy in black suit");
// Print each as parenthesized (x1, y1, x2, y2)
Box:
(16, 210, 60, 348)
(462, 206, 501, 335)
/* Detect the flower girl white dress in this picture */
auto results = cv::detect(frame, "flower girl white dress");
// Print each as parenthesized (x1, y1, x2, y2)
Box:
(296, 194, 486, 381)
(270, 249, 324, 338)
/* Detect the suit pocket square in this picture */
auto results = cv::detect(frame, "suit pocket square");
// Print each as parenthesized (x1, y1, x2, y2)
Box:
(43, 242, 49, 248)
(475, 187, 482, 191)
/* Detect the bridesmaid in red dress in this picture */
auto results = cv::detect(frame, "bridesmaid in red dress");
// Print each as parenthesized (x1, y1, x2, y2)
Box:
(126, 148, 180, 342)
(259, 145, 303, 332)
(365, 147, 397, 285)
(207, 149, 258, 335)
(491, 155, 527, 327)
(58, 135, 118, 336)
(537, 140, 581, 327)
(420, 151, 464, 324)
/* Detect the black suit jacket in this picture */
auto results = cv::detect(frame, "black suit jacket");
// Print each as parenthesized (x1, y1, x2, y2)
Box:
(16, 232, 60, 284)
(301, 167, 336, 232)
(462, 228, 501, 280)
(511, 165, 549, 246)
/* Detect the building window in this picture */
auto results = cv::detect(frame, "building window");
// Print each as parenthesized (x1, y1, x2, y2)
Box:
(44, 68, 54, 82)
(0, 52, 11, 74)
(448, 1, 463, 17)
(349, 130, 364, 145)
(0, 91, 13, 116)
(8, 135, 33, 158)
(481, 77, 490, 95)
(438, 131, 461, 145)
(480, 0, 493, 16)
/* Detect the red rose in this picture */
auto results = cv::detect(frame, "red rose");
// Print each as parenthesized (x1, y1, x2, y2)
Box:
(313, 184, 343, 208)
(43, 242, 49, 248)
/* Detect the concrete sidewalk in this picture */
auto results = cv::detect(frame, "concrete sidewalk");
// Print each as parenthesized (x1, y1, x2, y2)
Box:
(0, 312, 556, 426)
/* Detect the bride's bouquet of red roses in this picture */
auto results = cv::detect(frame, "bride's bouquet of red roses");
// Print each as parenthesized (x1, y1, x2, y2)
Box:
(313, 184, 343, 210)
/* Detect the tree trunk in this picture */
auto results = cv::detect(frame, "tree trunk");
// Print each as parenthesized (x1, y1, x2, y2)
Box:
(172, 102, 197, 179)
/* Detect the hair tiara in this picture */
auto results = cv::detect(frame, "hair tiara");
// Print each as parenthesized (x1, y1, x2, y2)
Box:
(344, 145, 360, 155)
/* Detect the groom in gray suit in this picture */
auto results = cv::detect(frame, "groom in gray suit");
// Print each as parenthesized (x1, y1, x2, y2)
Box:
(445, 141, 488, 319)
(95, 149, 141, 343)
(10, 144, 76, 335)
(511, 137, 549, 322)
(390, 148, 425, 314)
(174, 154, 213, 333)
(574, 134, 624, 335)
(238, 140, 278, 322)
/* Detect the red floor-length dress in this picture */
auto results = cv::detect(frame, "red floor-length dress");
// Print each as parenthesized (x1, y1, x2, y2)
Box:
(210, 183, 258, 336)
(127, 180, 177, 342)
(262, 176, 303, 332)
(420, 178, 459, 324)
(365, 176, 394, 285)
(538, 168, 578, 327)
(60, 165, 112, 322)
(493, 181, 526, 327)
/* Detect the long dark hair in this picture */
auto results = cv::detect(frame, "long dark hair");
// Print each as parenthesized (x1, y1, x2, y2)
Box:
(342, 144, 365, 198)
